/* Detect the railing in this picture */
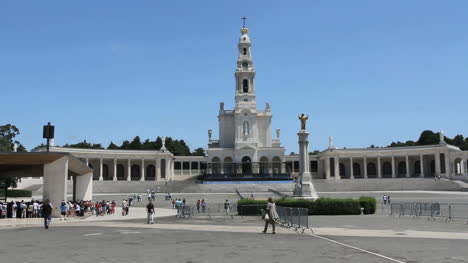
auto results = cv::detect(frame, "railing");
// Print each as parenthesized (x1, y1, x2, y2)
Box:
(390, 202, 468, 223)
(275, 206, 311, 233)
(190, 203, 238, 219)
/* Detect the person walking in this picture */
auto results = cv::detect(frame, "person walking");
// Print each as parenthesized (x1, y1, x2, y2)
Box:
(42, 199, 52, 229)
(146, 201, 155, 224)
(201, 199, 206, 213)
(383, 195, 387, 206)
(224, 200, 230, 215)
(121, 199, 128, 216)
(60, 201, 67, 221)
(196, 200, 201, 213)
(262, 197, 278, 234)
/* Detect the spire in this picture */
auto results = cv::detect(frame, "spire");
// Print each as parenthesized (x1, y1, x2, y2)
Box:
(241, 16, 248, 34)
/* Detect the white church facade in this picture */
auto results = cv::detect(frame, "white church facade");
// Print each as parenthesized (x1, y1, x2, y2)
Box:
(28, 23, 468, 184)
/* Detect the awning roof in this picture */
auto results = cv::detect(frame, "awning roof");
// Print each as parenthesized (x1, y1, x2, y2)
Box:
(0, 152, 92, 177)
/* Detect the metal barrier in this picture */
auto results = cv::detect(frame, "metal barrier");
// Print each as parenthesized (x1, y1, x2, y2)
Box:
(177, 205, 194, 218)
(390, 202, 468, 223)
(275, 206, 311, 233)
(191, 203, 238, 219)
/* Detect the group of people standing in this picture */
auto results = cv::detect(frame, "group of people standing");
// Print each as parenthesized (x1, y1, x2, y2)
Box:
(382, 195, 391, 205)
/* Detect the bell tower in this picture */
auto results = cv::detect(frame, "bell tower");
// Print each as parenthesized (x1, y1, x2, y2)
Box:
(235, 17, 256, 110)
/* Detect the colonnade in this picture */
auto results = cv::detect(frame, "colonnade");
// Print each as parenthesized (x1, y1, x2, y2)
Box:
(324, 152, 450, 180)
(84, 158, 172, 181)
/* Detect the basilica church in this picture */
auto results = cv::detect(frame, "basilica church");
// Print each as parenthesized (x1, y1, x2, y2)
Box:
(205, 23, 285, 177)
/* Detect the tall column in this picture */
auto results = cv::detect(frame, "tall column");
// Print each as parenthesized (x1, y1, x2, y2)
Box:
(293, 130, 318, 199)
(127, 159, 131, 181)
(391, 156, 396, 178)
(444, 152, 450, 177)
(334, 156, 340, 180)
(113, 159, 117, 181)
(435, 152, 441, 177)
(140, 159, 145, 181)
(405, 155, 410, 177)
(363, 157, 368, 179)
(99, 158, 103, 181)
(420, 155, 424, 177)
(349, 158, 354, 179)
(377, 156, 382, 178)
(325, 157, 331, 180)
(155, 159, 160, 181)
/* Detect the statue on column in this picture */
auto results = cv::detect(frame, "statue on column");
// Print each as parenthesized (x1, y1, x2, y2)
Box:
(220, 102, 224, 111)
(208, 129, 212, 141)
(329, 136, 334, 149)
(298, 113, 308, 131)
(13, 143, 18, 152)
(265, 102, 270, 111)
(161, 137, 167, 151)
(439, 130, 445, 144)
(276, 128, 280, 140)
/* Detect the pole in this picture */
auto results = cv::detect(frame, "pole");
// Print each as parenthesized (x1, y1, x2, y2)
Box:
(46, 138, 50, 153)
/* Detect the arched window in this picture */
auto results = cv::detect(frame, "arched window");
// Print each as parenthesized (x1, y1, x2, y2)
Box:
(131, 165, 141, 181)
(272, 156, 281, 175)
(398, 161, 406, 177)
(243, 48, 247, 55)
(367, 163, 377, 177)
(241, 156, 252, 175)
(160, 159, 166, 179)
(146, 165, 156, 181)
(102, 164, 110, 180)
(339, 163, 345, 178)
(353, 163, 361, 177)
(117, 164, 125, 180)
(242, 61, 248, 69)
(243, 121, 249, 136)
(243, 79, 249, 93)
(414, 161, 421, 175)
(383, 162, 392, 177)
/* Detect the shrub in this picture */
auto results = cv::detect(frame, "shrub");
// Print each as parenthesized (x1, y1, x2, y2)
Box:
(237, 196, 376, 216)
(237, 199, 267, 215)
(6, 189, 32, 197)
(359, 196, 376, 214)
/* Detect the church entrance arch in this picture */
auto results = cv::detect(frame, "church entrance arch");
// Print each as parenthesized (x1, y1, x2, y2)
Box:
(241, 156, 252, 175)
(223, 157, 233, 175)
(212, 157, 221, 175)
(382, 162, 392, 178)
(259, 157, 269, 175)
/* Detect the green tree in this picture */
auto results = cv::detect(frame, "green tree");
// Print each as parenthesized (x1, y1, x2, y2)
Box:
(0, 124, 26, 152)
(0, 124, 27, 188)
(128, 136, 142, 150)
(107, 142, 119, 149)
(191, 147, 206, 156)
(416, 130, 439, 145)
(63, 140, 104, 149)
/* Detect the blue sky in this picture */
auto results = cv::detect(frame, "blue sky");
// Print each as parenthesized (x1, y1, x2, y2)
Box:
(1, 1, 467, 153)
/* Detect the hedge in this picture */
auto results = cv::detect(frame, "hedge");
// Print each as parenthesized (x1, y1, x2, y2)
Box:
(5, 189, 32, 197)
(237, 196, 376, 216)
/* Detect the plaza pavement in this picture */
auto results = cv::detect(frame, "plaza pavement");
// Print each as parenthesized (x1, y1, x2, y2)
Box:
(2, 191, 468, 262)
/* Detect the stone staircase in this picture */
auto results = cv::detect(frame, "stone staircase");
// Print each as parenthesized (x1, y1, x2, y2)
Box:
(62, 178, 465, 194)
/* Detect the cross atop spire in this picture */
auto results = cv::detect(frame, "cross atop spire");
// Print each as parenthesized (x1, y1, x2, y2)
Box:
(241, 16, 247, 27)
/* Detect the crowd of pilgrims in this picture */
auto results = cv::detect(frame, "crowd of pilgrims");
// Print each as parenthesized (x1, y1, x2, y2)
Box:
(0, 199, 120, 219)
